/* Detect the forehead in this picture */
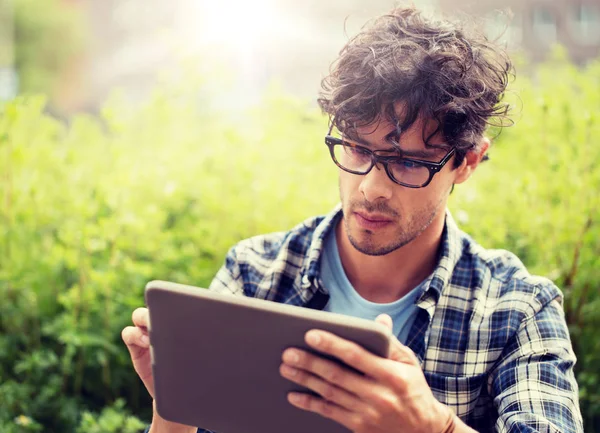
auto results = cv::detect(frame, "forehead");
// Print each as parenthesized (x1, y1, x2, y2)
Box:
(341, 101, 442, 143)
(342, 115, 444, 151)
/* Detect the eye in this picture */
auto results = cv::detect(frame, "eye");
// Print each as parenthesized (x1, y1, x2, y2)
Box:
(344, 144, 370, 157)
(399, 159, 421, 169)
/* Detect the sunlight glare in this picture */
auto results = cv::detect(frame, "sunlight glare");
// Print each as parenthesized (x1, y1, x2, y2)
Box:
(194, 0, 278, 50)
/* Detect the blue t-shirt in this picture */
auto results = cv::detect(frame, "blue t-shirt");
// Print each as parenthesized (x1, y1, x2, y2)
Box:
(320, 226, 427, 344)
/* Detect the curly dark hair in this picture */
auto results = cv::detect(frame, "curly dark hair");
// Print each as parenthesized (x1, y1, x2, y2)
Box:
(318, 6, 514, 167)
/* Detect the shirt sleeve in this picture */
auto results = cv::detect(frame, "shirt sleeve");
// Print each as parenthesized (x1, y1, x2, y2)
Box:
(207, 246, 244, 295)
(490, 297, 584, 433)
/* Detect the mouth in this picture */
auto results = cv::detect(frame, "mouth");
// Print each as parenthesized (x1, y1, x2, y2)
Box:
(353, 211, 393, 230)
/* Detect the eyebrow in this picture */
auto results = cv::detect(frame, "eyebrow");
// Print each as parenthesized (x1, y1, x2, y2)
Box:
(343, 134, 442, 160)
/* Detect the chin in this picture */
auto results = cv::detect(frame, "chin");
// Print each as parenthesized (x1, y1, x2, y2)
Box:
(348, 221, 418, 255)
(351, 239, 398, 256)
(347, 229, 396, 256)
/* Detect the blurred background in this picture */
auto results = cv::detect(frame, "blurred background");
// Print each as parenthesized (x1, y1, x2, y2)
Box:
(2, 0, 599, 115)
(1, 0, 599, 432)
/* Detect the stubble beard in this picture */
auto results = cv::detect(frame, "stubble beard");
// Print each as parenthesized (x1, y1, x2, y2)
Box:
(342, 195, 445, 257)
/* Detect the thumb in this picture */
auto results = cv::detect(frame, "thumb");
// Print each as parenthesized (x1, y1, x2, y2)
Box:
(375, 314, 393, 331)
(375, 314, 419, 366)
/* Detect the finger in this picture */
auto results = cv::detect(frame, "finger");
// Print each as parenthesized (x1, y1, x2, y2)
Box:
(387, 337, 420, 366)
(121, 326, 150, 359)
(287, 392, 363, 432)
(282, 348, 372, 397)
(374, 314, 419, 366)
(375, 314, 393, 331)
(305, 330, 394, 382)
(279, 364, 367, 413)
(121, 325, 155, 398)
(132, 307, 149, 329)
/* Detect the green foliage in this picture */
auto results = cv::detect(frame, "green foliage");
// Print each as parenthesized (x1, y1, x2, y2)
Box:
(76, 399, 146, 433)
(1, 55, 599, 431)
(0, 83, 333, 431)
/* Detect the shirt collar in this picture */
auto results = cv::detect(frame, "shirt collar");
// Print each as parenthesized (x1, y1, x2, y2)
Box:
(423, 210, 464, 300)
(300, 205, 465, 300)
(301, 204, 342, 292)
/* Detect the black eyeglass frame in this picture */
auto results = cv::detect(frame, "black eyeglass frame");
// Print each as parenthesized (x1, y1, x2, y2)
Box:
(324, 134, 456, 189)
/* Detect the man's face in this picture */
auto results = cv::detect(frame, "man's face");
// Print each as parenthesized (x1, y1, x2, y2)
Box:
(338, 111, 463, 256)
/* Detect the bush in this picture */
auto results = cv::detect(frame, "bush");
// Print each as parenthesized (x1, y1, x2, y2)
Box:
(0, 84, 334, 431)
(0, 56, 598, 431)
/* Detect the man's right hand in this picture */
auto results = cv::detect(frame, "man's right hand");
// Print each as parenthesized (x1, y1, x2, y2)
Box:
(121, 307, 196, 433)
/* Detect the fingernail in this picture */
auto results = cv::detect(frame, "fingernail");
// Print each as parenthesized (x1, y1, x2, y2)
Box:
(284, 350, 299, 364)
(141, 335, 150, 345)
(306, 331, 321, 346)
(288, 393, 302, 404)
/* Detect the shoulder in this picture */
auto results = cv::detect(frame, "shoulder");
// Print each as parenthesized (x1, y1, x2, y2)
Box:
(231, 214, 325, 267)
(429, 231, 567, 375)
(461, 235, 562, 312)
(442, 232, 565, 351)
(212, 210, 336, 300)
(440, 213, 562, 318)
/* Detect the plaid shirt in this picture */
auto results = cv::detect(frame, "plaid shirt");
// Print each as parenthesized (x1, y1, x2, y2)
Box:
(163, 205, 582, 433)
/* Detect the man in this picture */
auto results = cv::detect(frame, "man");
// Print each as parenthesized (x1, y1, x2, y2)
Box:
(122, 5, 583, 433)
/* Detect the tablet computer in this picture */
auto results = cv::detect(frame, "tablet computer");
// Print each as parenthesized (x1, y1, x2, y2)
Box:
(145, 280, 391, 433)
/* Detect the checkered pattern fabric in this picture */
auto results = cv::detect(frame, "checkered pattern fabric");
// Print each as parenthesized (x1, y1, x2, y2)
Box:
(149, 205, 583, 433)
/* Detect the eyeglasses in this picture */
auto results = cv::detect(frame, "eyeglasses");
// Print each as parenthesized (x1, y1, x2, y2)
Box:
(324, 128, 455, 189)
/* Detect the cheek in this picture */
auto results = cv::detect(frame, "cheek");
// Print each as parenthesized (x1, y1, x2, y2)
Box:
(397, 180, 449, 214)
(338, 171, 359, 198)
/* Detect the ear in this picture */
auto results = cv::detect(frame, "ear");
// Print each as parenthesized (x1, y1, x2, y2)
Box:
(454, 137, 490, 185)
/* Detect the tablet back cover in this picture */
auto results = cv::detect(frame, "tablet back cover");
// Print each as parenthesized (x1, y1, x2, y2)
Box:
(146, 280, 390, 433)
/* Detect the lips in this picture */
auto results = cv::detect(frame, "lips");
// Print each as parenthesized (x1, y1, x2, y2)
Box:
(354, 212, 392, 223)
(353, 211, 393, 230)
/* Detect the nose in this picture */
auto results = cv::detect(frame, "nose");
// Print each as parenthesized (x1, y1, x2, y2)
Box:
(359, 163, 394, 203)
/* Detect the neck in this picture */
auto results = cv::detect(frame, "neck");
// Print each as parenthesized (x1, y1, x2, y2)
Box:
(336, 212, 445, 303)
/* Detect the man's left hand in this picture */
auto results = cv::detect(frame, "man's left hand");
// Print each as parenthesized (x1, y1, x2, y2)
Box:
(279, 314, 452, 433)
